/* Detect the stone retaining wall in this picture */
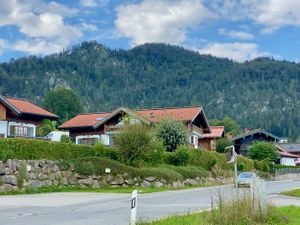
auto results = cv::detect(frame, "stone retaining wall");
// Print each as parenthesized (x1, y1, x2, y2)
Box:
(0, 159, 233, 192)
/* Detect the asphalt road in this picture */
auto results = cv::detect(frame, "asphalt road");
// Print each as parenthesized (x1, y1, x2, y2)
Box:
(0, 180, 300, 225)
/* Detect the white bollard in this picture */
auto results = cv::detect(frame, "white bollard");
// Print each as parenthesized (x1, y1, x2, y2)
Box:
(130, 190, 138, 225)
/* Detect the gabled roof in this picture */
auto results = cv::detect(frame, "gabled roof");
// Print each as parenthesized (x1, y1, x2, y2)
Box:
(232, 128, 280, 141)
(0, 94, 58, 118)
(203, 126, 224, 138)
(276, 145, 300, 158)
(59, 106, 209, 131)
(277, 143, 300, 153)
(59, 112, 111, 128)
(137, 106, 202, 123)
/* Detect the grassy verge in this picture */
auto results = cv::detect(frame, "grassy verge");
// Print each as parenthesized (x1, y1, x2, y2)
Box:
(0, 184, 212, 196)
(281, 188, 300, 197)
(139, 206, 300, 225)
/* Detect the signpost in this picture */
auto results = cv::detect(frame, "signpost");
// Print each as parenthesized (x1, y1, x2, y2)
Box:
(130, 190, 138, 225)
(225, 145, 238, 188)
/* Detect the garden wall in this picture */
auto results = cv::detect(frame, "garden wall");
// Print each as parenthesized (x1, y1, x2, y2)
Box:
(0, 159, 232, 192)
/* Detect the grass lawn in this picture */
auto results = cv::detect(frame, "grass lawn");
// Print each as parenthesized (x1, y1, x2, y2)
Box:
(281, 188, 300, 197)
(0, 184, 209, 196)
(138, 206, 300, 225)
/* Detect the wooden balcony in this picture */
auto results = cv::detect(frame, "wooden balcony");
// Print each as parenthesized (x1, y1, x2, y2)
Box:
(104, 124, 121, 133)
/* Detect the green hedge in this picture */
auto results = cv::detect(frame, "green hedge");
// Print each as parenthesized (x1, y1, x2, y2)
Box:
(59, 157, 209, 181)
(0, 138, 97, 160)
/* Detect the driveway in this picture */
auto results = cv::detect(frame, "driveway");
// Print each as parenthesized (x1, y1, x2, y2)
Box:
(0, 180, 300, 225)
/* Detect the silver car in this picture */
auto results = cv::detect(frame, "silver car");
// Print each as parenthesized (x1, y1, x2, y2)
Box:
(236, 172, 257, 188)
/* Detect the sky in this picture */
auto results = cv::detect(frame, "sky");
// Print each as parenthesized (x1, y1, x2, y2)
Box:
(0, 0, 300, 63)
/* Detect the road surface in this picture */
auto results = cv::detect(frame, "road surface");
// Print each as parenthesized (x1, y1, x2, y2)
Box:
(0, 180, 300, 225)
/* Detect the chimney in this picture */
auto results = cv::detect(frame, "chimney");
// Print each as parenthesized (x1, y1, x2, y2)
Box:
(244, 128, 251, 134)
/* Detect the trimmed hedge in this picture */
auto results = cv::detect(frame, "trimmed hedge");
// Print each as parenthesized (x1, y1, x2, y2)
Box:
(0, 138, 97, 160)
(59, 157, 209, 181)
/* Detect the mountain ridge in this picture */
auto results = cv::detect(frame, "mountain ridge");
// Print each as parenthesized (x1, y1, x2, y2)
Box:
(0, 41, 299, 139)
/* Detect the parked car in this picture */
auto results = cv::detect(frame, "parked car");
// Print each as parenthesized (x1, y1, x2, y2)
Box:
(45, 131, 69, 142)
(236, 172, 257, 188)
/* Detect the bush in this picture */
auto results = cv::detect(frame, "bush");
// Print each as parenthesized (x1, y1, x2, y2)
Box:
(167, 146, 190, 166)
(114, 123, 154, 165)
(60, 134, 72, 143)
(188, 148, 230, 170)
(0, 138, 97, 161)
(94, 143, 121, 161)
(249, 142, 278, 162)
(216, 138, 232, 153)
(237, 155, 254, 172)
(254, 160, 270, 172)
(155, 118, 188, 151)
(140, 140, 166, 166)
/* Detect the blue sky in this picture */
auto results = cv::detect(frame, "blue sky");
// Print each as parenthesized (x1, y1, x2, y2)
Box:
(0, 0, 300, 62)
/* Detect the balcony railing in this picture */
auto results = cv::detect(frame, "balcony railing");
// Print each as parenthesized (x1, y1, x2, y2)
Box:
(104, 125, 122, 133)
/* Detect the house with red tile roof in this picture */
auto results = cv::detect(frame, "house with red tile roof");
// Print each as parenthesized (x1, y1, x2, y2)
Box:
(59, 106, 212, 147)
(0, 94, 59, 138)
(199, 126, 225, 151)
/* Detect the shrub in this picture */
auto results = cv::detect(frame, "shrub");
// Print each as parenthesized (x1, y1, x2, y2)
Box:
(60, 134, 72, 143)
(216, 138, 232, 153)
(140, 140, 166, 166)
(94, 143, 121, 161)
(0, 138, 97, 161)
(188, 149, 230, 170)
(237, 155, 254, 171)
(167, 146, 190, 166)
(254, 160, 270, 172)
(155, 117, 188, 151)
(114, 123, 154, 165)
(36, 119, 57, 137)
(249, 142, 278, 162)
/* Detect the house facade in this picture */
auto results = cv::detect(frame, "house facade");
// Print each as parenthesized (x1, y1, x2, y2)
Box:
(276, 144, 300, 166)
(199, 126, 225, 151)
(232, 128, 281, 156)
(0, 94, 59, 138)
(59, 106, 212, 148)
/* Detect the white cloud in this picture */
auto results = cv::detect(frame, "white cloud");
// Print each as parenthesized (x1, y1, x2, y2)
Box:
(0, 39, 8, 54)
(0, 0, 82, 55)
(115, 0, 215, 46)
(218, 28, 254, 40)
(212, 0, 300, 33)
(80, 0, 98, 7)
(79, 22, 98, 31)
(14, 39, 65, 55)
(198, 42, 268, 62)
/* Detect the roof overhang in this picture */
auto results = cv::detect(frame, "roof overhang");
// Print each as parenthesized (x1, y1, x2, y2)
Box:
(0, 95, 21, 115)
(93, 107, 151, 129)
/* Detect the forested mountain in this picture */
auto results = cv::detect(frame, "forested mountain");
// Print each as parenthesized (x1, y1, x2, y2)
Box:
(0, 42, 299, 139)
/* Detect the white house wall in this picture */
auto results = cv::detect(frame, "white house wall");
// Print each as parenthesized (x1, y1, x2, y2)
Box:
(8, 121, 36, 137)
(280, 157, 298, 166)
(75, 135, 101, 144)
(0, 121, 8, 137)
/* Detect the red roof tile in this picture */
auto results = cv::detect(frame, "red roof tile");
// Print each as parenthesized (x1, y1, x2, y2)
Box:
(137, 106, 202, 122)
(3, 97, 58, 118)
(59, 106, 203, 129)
(203, 126, 224, 138)
(59, 112, 111, 128)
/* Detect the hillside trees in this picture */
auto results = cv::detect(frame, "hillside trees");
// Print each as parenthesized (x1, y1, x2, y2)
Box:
(0, 42, 299, 139)
(42, 88, 83, 123)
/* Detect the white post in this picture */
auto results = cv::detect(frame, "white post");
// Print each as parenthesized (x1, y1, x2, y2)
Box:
(130, 190, 138, 225)
(234, 160, 238, 188)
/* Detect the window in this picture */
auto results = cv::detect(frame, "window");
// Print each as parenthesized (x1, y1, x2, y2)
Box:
(9, 125, 34, 137)
(190, 136, 194, 144)
(78, 138, 99, 145)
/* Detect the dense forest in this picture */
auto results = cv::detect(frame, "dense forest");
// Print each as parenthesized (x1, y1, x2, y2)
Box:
(0, 42, 299, 139)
